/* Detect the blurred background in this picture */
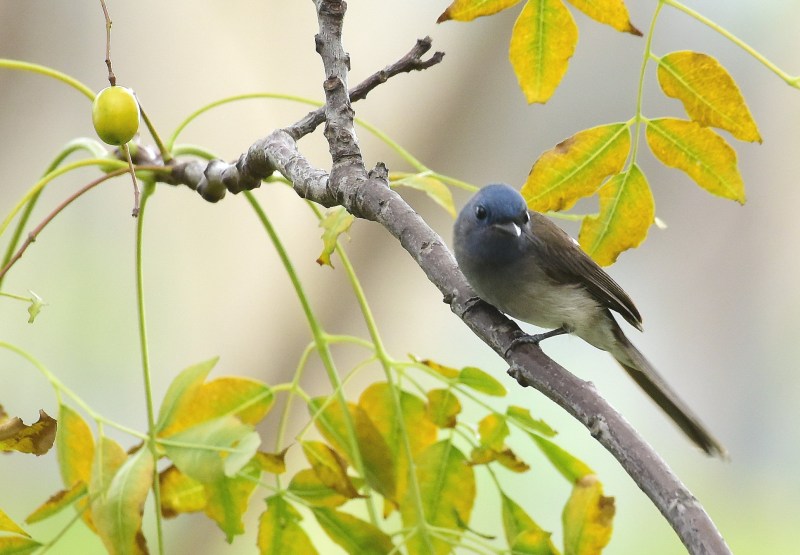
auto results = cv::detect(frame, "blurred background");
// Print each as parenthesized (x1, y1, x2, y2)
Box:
(0, 1, 798, 553)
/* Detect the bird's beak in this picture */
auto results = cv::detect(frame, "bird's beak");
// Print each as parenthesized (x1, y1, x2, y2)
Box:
(492, 221, 521, 237)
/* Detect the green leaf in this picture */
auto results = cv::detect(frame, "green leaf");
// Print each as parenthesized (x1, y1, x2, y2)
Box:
(163, 416, 261, 484)
(565, 0, 640, 34)
(313, 507, 395, 554)
(203, 461, 260, 543)
(26, 290, 45, 323)
(506, 406, 557, 437)
(401, 440, 475, 555)
(91, 447, 154, 555)
(155, 357, 218, 433)
(389, 172, 457, 218)
(522, 123, 631, 212)
(426, 389, 462, 429)
(437, 0, 523, 22)
(159, 465, 207, 518)
(0, 536, 41, 555)
(316, 206, 355, 267)
(302, 441, 361, 499)
(657, 51, 761, 142)
(578, 164, 654, 266)
(458, 366, 506, 396)
(530, 434, 593, 483)
(258, 496, 319, 555)
(501, 493, 560, 554)
(646, 118, 746, 203)
(288, 468, 349, 508)
(563, 476, 615, 555)
(510, 0, 578, 104)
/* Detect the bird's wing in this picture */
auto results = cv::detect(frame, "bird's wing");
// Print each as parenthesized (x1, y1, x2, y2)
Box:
(524, 211, 643, 329)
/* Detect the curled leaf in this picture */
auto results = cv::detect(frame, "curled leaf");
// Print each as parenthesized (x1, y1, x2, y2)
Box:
(317, 206, 355, 267)
(0, 409, 56, 456)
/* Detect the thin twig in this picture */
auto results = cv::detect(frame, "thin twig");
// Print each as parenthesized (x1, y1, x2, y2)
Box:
(0, 167, 165, 280)
(98, 0, 115, 86)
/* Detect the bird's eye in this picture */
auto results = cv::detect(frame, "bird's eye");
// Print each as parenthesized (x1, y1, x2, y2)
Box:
(522, 211, 530, 223)
(475, 205, 487, 220)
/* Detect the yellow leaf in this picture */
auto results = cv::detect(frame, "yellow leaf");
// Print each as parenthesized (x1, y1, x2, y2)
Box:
(478, 414, 509, 450)
(288, 468, 349, 508)
(159, 465, 207, 518)
(401, 441, 475, 555)
(510, 0, 578, 104)
(56, 405, 95, 531)
(0, 507, 28, 536)
(522, 123, 631, 211)
(390, 172, 457, 218)
(646, 118, 746, 203)
(159, 376, 273, 438)
(495, 447, 531, 473)
(302, 441, 361, 499)
(565, 0, 641, 34)
(56, 405, 94, 486)
(25, 482, 87, 524)
(254, 449, 288, 475)
(562, 475, 615, 555)
(426, 389, 462, 429)
(0, 536, 41, 554)
(0, 409, 56, 456)
(358, 383, 437, 517)
(579, 164, 654, 266)
(258, 495, 319, 555)
(414, 357, 459, 379)
(437, 0, 523, 22)
(316, 206, 355, 267)
(309, 398, 396, 503)
(657, 51, 761, 143)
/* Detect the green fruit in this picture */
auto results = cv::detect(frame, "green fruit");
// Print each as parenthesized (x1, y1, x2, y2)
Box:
(92, 86, 140, 146)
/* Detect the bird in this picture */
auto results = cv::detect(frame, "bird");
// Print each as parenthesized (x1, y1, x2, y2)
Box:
(453, 183, 727, 458)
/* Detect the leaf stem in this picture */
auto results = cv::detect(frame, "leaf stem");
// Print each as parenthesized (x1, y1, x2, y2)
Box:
(662, 0, 800, 88)
(134, 180, 165, 555)
(630, 2, 665, 166)
(0, 59, 95, 100)
(243, 190, 380, 525)
(330, 228, 435, 553)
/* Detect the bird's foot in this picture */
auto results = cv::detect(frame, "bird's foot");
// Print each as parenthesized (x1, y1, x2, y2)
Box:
(504, 326, 568, 357)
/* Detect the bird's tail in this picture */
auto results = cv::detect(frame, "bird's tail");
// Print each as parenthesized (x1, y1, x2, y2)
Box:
(611, 333, 728, 459)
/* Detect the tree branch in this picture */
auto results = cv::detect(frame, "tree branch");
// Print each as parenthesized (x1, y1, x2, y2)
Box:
(151, 3, 730, 553)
